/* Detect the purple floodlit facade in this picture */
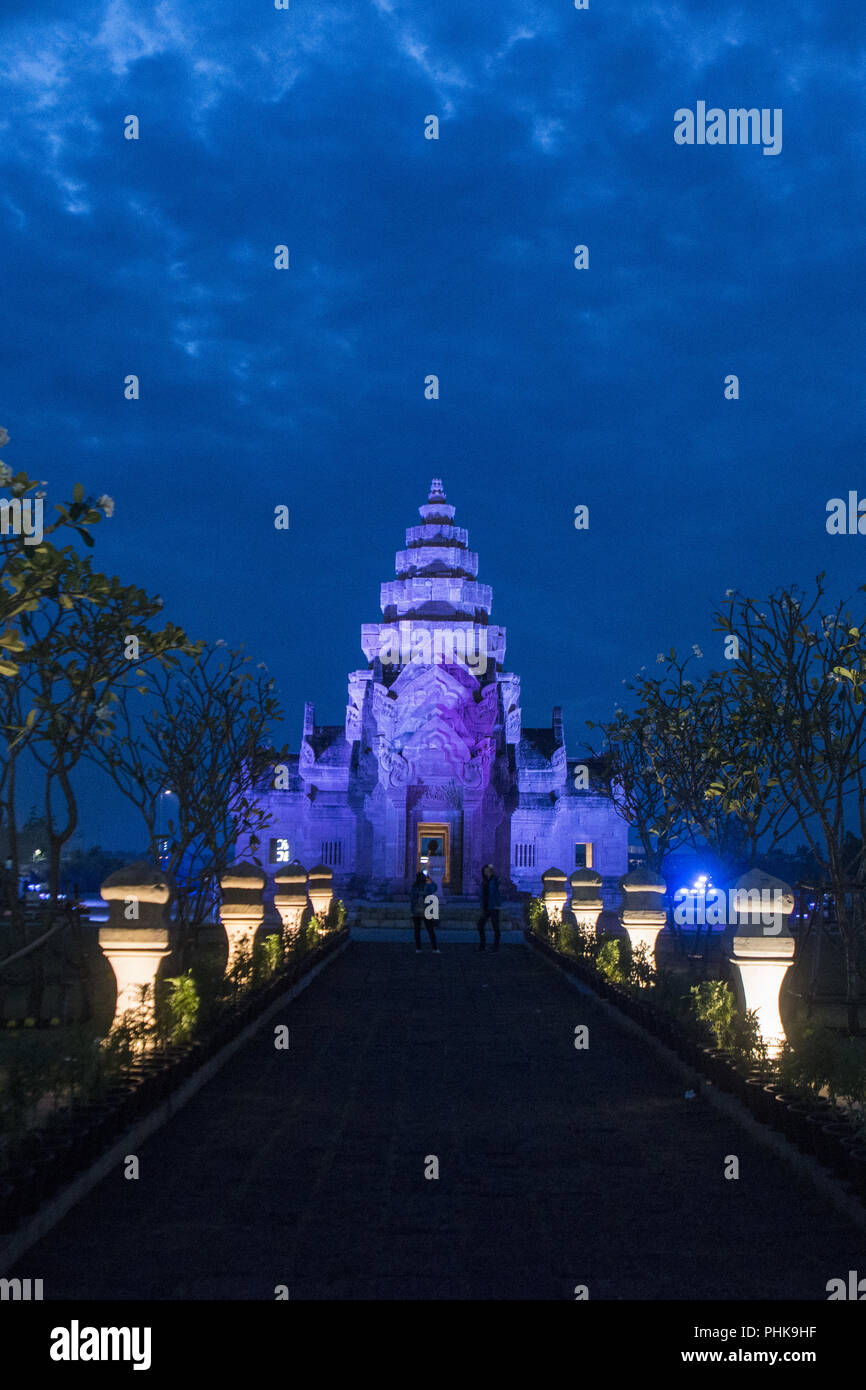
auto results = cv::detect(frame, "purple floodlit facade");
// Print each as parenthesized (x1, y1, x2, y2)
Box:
(241, 481, 627, 903)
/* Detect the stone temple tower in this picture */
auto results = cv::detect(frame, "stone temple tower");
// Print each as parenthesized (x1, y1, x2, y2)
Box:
(239, 480, 627, 903)
(350, 476, 510, 893)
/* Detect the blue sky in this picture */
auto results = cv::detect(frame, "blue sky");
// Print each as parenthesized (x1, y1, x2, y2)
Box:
(2, 1, 865, 846)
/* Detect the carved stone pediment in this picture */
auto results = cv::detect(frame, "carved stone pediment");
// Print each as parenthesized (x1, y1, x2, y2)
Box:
(367, 659, 500, 791)
(389, 660, 479, 706)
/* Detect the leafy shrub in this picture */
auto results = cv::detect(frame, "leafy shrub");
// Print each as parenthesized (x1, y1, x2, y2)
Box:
(328, 899, 347, 932)
(596, 936, 625, 983)
(726, 1008, 769, 1068)
(225, 957, 246, 993)
(575, 923, 599, 959)
(559, 920, 580, 956)
(626, 941, 656, 990)
(163, 971, 200, 1043)
(253, 933, 282, 982)
(263, 933, 282, 973)
(689, 980, 735, 1047)
(779, 1024, 866, 1118)
(528, 896, 544, 931)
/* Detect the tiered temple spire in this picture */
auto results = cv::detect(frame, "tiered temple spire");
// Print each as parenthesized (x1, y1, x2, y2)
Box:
(380, 479, 491, 627)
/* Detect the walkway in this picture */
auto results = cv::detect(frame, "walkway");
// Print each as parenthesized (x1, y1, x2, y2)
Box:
(11, 943, 862, 1299)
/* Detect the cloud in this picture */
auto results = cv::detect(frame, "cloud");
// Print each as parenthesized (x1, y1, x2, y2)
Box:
(2, 0, 865, 800)
(93, 0, 189, 77)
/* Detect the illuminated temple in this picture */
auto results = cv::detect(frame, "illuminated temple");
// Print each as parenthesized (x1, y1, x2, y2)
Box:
(239, 481, 627, 903)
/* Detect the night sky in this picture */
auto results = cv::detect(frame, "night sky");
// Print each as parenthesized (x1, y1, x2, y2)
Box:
(2, 1, 865, 846)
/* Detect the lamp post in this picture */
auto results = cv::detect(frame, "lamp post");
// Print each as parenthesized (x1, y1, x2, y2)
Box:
(219, 863, 266, 976)
(728, 869, 795, 1057)
(98, 863, 174, 1043)
(541, 867, 568, 924)
(156, 789, 177, 871)
(569, 868, 604, 935)
(274, 861, 309, 943)
(618, 869, 668, 961)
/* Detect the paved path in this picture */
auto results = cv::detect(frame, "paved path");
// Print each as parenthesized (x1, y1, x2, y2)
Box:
(12, 944, 864, 1299)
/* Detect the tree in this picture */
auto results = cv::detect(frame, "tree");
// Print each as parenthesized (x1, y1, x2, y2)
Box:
(587, 693, 690, 875)
(17, 551, 190, 901)
(665, 660, 800, 875)
(88, 642, 286, 954)
(0, 433, 114, 895)
(592, 649, 804, 883)
(713, 578, 866, 1031)
(0, 427, 109, 677)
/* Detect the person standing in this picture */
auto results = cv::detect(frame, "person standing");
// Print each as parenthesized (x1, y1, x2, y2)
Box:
(477, 864, 501, 952)
(426, 839, 446, 901)
(410, 870, 440, 953)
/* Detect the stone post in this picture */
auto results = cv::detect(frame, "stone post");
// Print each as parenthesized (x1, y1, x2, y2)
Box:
(274, 861, 309, 941)
(728, 869, 795, 1057)
(308, 863, 334, 919)
(219, 862, 266, 975)
(99, 863, 174, 1038)
(569, 868, 604, 934)
(619, 869, 667, 959)
(541, 867, 568, 924)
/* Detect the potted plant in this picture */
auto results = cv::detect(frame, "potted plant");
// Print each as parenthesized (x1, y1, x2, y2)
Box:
(814, 1114, 858, 1178)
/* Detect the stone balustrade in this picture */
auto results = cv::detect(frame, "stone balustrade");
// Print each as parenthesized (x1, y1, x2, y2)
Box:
(99, 862, 174, 1037)
(618, 869, 667, 960)
(569, 868, 604, 933)
(219, 862, 266, 974)
(728, 869, 795, 1057)
(274, 861, 309, 939)
(541, 866, 568, 924)
(307, 863, 334, 919)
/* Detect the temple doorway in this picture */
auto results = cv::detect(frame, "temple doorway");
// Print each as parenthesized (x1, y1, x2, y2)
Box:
(417, 823, 450, 887)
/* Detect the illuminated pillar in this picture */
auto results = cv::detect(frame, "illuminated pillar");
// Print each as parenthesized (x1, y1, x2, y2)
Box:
(728, 869, 795, 1057)
(219, 862, 266, 974)
(619, 869, 667, 959)
(99, 863, 174, 1039)
(541, 866, 568, 924)
(569, 868, 604, 933)
(307, 863, 333, 920)
(274, 861, 309, 941)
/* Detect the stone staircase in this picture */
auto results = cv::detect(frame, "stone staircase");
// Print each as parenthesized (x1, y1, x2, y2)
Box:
(348, 896, 527, 943)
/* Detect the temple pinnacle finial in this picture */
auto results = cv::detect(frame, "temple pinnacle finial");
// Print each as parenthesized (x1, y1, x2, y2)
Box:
(428, 478, 446, 501)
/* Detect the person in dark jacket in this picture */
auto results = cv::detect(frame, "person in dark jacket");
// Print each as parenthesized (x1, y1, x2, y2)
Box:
(410, 870, 440, 953)
(477, 864, 501, 952)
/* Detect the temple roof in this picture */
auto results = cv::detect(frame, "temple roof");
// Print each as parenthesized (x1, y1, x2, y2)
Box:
(308, 726, 351, 765)
(518, 728, 561, 767)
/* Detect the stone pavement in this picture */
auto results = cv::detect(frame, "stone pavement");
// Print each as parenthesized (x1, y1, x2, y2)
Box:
(11, 943, 864, 1299)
